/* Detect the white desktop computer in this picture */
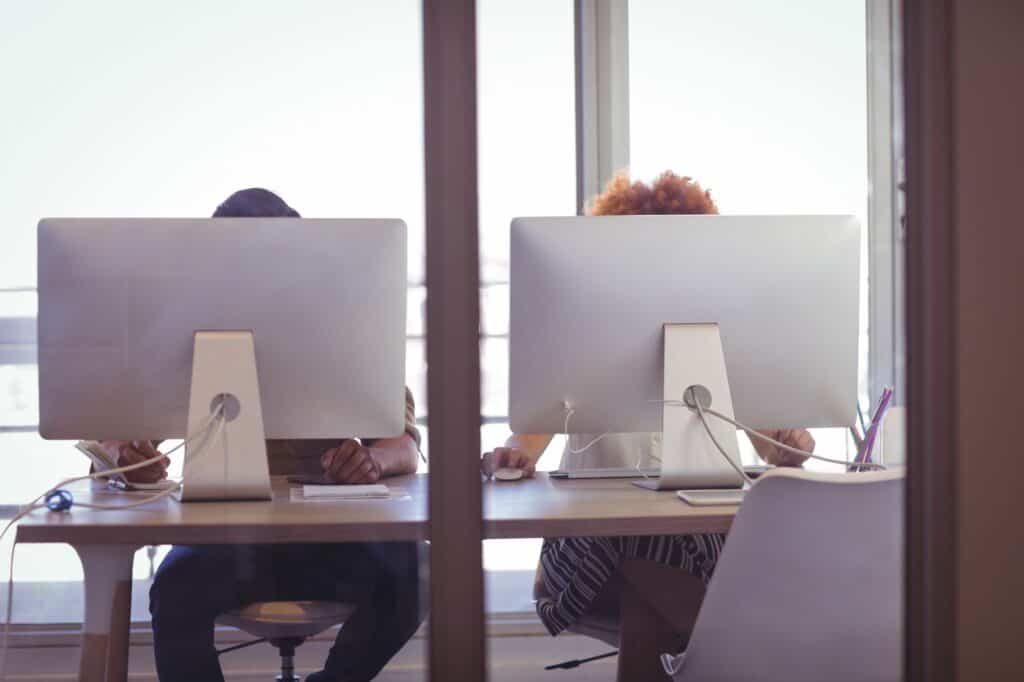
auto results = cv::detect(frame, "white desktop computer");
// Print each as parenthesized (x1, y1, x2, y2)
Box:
(509, 214, 860, 491)
(37, 218, 408, 501)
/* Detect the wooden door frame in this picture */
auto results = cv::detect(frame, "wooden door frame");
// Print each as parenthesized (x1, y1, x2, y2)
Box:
(902, 1, 957, 681)
(423, 1, 486, 680)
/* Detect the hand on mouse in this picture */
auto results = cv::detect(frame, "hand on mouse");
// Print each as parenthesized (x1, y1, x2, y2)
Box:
(480, 447, 536, 479)
(322, 439, 382, 484)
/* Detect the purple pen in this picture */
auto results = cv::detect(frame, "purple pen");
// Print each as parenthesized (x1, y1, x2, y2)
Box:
(858, 386, 894, 464)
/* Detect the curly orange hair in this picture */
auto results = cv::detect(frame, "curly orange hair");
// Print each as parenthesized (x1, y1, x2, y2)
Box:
(589, 171, 718, 216)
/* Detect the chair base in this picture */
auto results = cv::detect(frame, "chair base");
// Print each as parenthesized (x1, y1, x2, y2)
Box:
(271, 637, 305, 682)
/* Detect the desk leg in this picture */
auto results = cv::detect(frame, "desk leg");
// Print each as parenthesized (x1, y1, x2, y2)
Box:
(74, 545, 137, 682)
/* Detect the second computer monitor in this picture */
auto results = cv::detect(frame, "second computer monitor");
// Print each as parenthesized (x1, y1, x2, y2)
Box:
(509, 214, 860, 435)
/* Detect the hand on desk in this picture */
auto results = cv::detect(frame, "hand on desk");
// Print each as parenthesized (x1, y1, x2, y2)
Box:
(98, 440, 170, 483)
(751, 429, 815, 468)
(481, 447, 536, 479)
(322, 439, 382, 484)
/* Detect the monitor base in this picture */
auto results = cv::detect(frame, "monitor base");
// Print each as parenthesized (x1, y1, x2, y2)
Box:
(660, 324, 745, 489)
(180, 331, 272, 502)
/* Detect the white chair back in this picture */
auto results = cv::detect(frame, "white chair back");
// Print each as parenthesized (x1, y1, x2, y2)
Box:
(665, 468, 904, 682)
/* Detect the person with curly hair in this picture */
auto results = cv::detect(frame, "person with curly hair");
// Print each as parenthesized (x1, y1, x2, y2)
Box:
(481, 171, 816, 681)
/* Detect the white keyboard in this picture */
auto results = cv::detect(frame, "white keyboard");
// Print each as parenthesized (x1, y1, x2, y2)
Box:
(677, 489, 746, 506)
(549, 467, 659, 479)
(549, 465, 772, 481)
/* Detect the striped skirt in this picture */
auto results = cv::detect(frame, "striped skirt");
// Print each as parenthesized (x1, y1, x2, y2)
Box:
(536, 533, 726, 636)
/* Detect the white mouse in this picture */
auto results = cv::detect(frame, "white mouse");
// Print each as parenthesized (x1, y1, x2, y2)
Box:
(493, 467, 525, 482)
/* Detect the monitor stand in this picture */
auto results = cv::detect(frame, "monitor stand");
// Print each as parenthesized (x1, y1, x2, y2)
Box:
(634, 323, 745, 492)
(179, 331, 272, 502)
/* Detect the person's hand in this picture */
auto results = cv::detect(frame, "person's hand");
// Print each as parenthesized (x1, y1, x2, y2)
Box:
(321, 439, 382, 484)
(480, 447, 536, 479)
(750, 429, 815, 468)
(98, 440, 169, 483)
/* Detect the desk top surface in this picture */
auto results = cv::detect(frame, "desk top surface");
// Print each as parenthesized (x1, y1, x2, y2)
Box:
(14, 474, 737, 545)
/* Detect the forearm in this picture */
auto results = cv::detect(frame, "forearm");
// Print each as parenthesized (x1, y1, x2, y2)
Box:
(504, 433, 553, 466)
(367, 434, 420, 477)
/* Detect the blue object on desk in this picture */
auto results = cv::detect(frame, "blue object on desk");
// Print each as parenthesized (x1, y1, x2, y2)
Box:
(45, 489, 74, 512)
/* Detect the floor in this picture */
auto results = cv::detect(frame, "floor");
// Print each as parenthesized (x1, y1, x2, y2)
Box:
(4, 630, 619, 681)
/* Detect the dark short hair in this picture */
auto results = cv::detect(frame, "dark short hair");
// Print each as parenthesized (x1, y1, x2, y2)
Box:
(212, 188, 301, 218)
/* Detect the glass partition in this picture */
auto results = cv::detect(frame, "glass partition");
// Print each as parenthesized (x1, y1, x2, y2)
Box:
(0, 2, 428, 679)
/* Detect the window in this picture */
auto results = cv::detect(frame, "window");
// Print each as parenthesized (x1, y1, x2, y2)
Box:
(0, 0, 423, 594)
(477, 0, 576, 573)
(629, 0, 870, 468)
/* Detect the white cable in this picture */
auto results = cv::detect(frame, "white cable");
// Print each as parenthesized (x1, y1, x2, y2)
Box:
(657, 398, 886, 471)
(691, 402, 756, 485)
(563, 408, 610, 454)
(81, 405, 225, 489)
(0, 542, 15, 682)
(633, 446, 662, 480)
(702, 405, 885, 471)
(0, 407, 224, 681)
(634, 452, 651, 479)
(70, 414, 226, 511)
(0, 407, 223, 552)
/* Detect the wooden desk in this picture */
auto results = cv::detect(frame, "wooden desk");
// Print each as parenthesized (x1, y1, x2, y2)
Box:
(14, 474, 736, 681)
(484, 474, 736, 538)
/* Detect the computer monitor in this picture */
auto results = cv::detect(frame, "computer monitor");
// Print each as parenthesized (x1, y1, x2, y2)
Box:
(37, 218, 408, 500)
(509, 215, 859, 487)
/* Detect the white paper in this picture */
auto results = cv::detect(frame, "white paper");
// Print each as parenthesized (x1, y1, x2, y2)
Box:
(299, 484, 390, 499)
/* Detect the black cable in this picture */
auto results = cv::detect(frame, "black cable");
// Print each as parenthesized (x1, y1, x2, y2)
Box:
(216, 637, 269, 656)
(545, 650, 618, 670)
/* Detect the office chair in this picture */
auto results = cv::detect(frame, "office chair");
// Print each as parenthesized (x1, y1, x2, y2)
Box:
(663, 467, 904, 682)
(217, 600, 355, 681)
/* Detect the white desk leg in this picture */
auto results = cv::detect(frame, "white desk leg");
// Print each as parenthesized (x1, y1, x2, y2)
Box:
(74, 545, 136, 682)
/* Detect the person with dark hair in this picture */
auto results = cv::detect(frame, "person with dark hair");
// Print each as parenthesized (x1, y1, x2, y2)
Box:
(98, 188, 424, 682)
(213, 187, 302, 218)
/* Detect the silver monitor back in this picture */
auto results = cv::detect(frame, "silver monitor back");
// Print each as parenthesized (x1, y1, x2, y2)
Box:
(509, 215, 860, 435)
(38, 218, 407, 441)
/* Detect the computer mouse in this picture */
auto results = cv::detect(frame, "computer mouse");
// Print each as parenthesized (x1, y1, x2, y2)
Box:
(494, 467, 525, 481)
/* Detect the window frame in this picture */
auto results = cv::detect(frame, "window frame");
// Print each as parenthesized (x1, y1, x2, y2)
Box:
(866, 0, 907, 406)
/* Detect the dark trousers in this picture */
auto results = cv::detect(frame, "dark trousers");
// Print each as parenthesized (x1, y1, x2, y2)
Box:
(149, 541, 424, 682)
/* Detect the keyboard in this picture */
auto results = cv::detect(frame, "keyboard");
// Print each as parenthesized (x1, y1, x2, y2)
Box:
(548, 465, 773, 480)
(548, 467, 659, 479)
(677, 489, 747, 506)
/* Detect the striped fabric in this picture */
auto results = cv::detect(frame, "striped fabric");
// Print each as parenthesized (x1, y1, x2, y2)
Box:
(536, 532, 726, 635)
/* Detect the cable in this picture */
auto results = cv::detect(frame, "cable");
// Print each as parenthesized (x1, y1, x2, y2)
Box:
(70, 413, 226, 511)
(657, 393, 886, 472)
(632, 447, 662, 480)
(545, 650, 618, 670)
(563, 408, 610, 454)
(691, 401, 756, 485)
(704, 405, 885, 471)
(0, 407, 225, 681)
(0, 408, 223, 559)
(0, 541, 15, 682)
(217, 637, 269, 656)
